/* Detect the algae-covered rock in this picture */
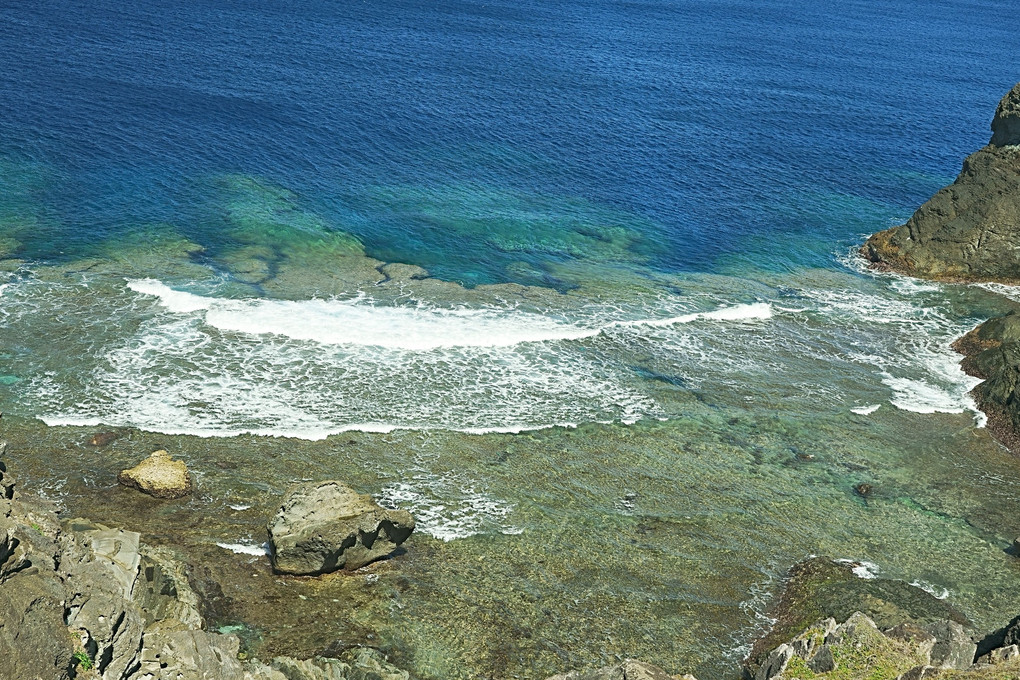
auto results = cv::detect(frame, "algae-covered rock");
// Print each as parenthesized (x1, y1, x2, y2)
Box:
(746, 557, 969, 673)
(118, 449, 193, 499)
(861, 83, 1020, 283)
(267, 481, 414, 575)
(544, 658, 679, 680)
(752, 610, 1020, 680)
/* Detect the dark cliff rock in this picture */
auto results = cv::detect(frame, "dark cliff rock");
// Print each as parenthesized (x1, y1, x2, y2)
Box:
(953, 312, 1020, 451)
(862, 82, 1020, 282)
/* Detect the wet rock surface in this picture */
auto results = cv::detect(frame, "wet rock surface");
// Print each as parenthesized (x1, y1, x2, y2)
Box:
(267, 481, 415, 575)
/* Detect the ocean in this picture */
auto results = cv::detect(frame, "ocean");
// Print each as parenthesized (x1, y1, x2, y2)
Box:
(1, 0, 1019, 677)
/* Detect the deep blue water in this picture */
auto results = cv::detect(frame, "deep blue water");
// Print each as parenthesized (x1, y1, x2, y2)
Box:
(1, 0, 1016, 284)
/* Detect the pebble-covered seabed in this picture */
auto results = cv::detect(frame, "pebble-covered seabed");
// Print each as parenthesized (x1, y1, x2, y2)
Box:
(1, 189, 1020, 679)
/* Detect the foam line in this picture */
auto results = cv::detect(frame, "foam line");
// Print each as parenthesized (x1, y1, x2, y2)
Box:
(127, 279, 773, 351)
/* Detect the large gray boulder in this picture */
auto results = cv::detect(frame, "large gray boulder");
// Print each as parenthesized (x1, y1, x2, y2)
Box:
(267, 482, 414, 575)
(924, 620, 977, 670)
(862, 82, 1020, 282)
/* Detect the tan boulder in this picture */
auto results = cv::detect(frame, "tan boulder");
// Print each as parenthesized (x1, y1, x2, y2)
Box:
(118, 450, 192, 499)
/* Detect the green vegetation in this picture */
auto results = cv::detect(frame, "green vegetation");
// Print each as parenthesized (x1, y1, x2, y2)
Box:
(72, 649, 93, 671)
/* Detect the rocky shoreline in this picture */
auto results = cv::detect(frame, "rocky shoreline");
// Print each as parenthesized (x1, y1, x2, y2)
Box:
(8, 443, 1020, 680)
(862, 81, 1020, 452)
(3, 82, 1019, 680)
(0, 446, 418, 680)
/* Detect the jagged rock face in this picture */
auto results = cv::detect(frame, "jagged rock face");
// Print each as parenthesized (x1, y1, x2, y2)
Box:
(267, 481, 414, 575)
(991, 82, 1020, 147)
(954, 312, 1020, 451)
(0, 570, 74, 680)
(861, 82, 1020, 282)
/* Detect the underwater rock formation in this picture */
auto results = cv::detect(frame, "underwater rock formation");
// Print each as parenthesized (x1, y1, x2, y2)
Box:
(544, 659, 691, 680)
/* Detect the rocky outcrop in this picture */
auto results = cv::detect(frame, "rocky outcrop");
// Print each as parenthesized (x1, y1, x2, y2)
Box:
(118, 450, 193, 499)
(267, 482, 414, 575)
(861, 82, 1020, 282)
(953, 313, 1020, 451)
(745, 557, 968, 673)
(752, 611, 1020, 680)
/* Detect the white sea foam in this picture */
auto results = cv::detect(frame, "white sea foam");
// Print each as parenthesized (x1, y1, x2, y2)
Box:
(128, 278, 598, 350)
(128, 279, 772, 350)
(910, 580, 950, 600)
(611, 302, 772, 328)
(378, 480, 518, 541)
(889, 278, 942, 295)
(14, 280, 777, 438)
(806, 286, 985, 424)
(835, 558, 879, 580)
(850, 404, 881, 415)
(6, 272, 993, 439)
(216, 541, 270, 556)
(974, 281, 1020, 302)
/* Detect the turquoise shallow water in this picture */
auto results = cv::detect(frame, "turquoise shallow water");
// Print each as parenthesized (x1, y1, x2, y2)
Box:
(1, 0, 1020, 678)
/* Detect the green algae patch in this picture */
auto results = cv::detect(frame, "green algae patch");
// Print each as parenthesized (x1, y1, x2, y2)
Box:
(203, 175, 382, 297)
(347, 183, 668, 288)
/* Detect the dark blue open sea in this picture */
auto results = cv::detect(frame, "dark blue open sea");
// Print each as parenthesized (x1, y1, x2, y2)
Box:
(1, 0, 1019, 678)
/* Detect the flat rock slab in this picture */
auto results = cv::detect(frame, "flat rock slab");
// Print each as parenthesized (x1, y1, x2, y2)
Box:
(118, 449, 192, 499)
(268, 481, 414, 575)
